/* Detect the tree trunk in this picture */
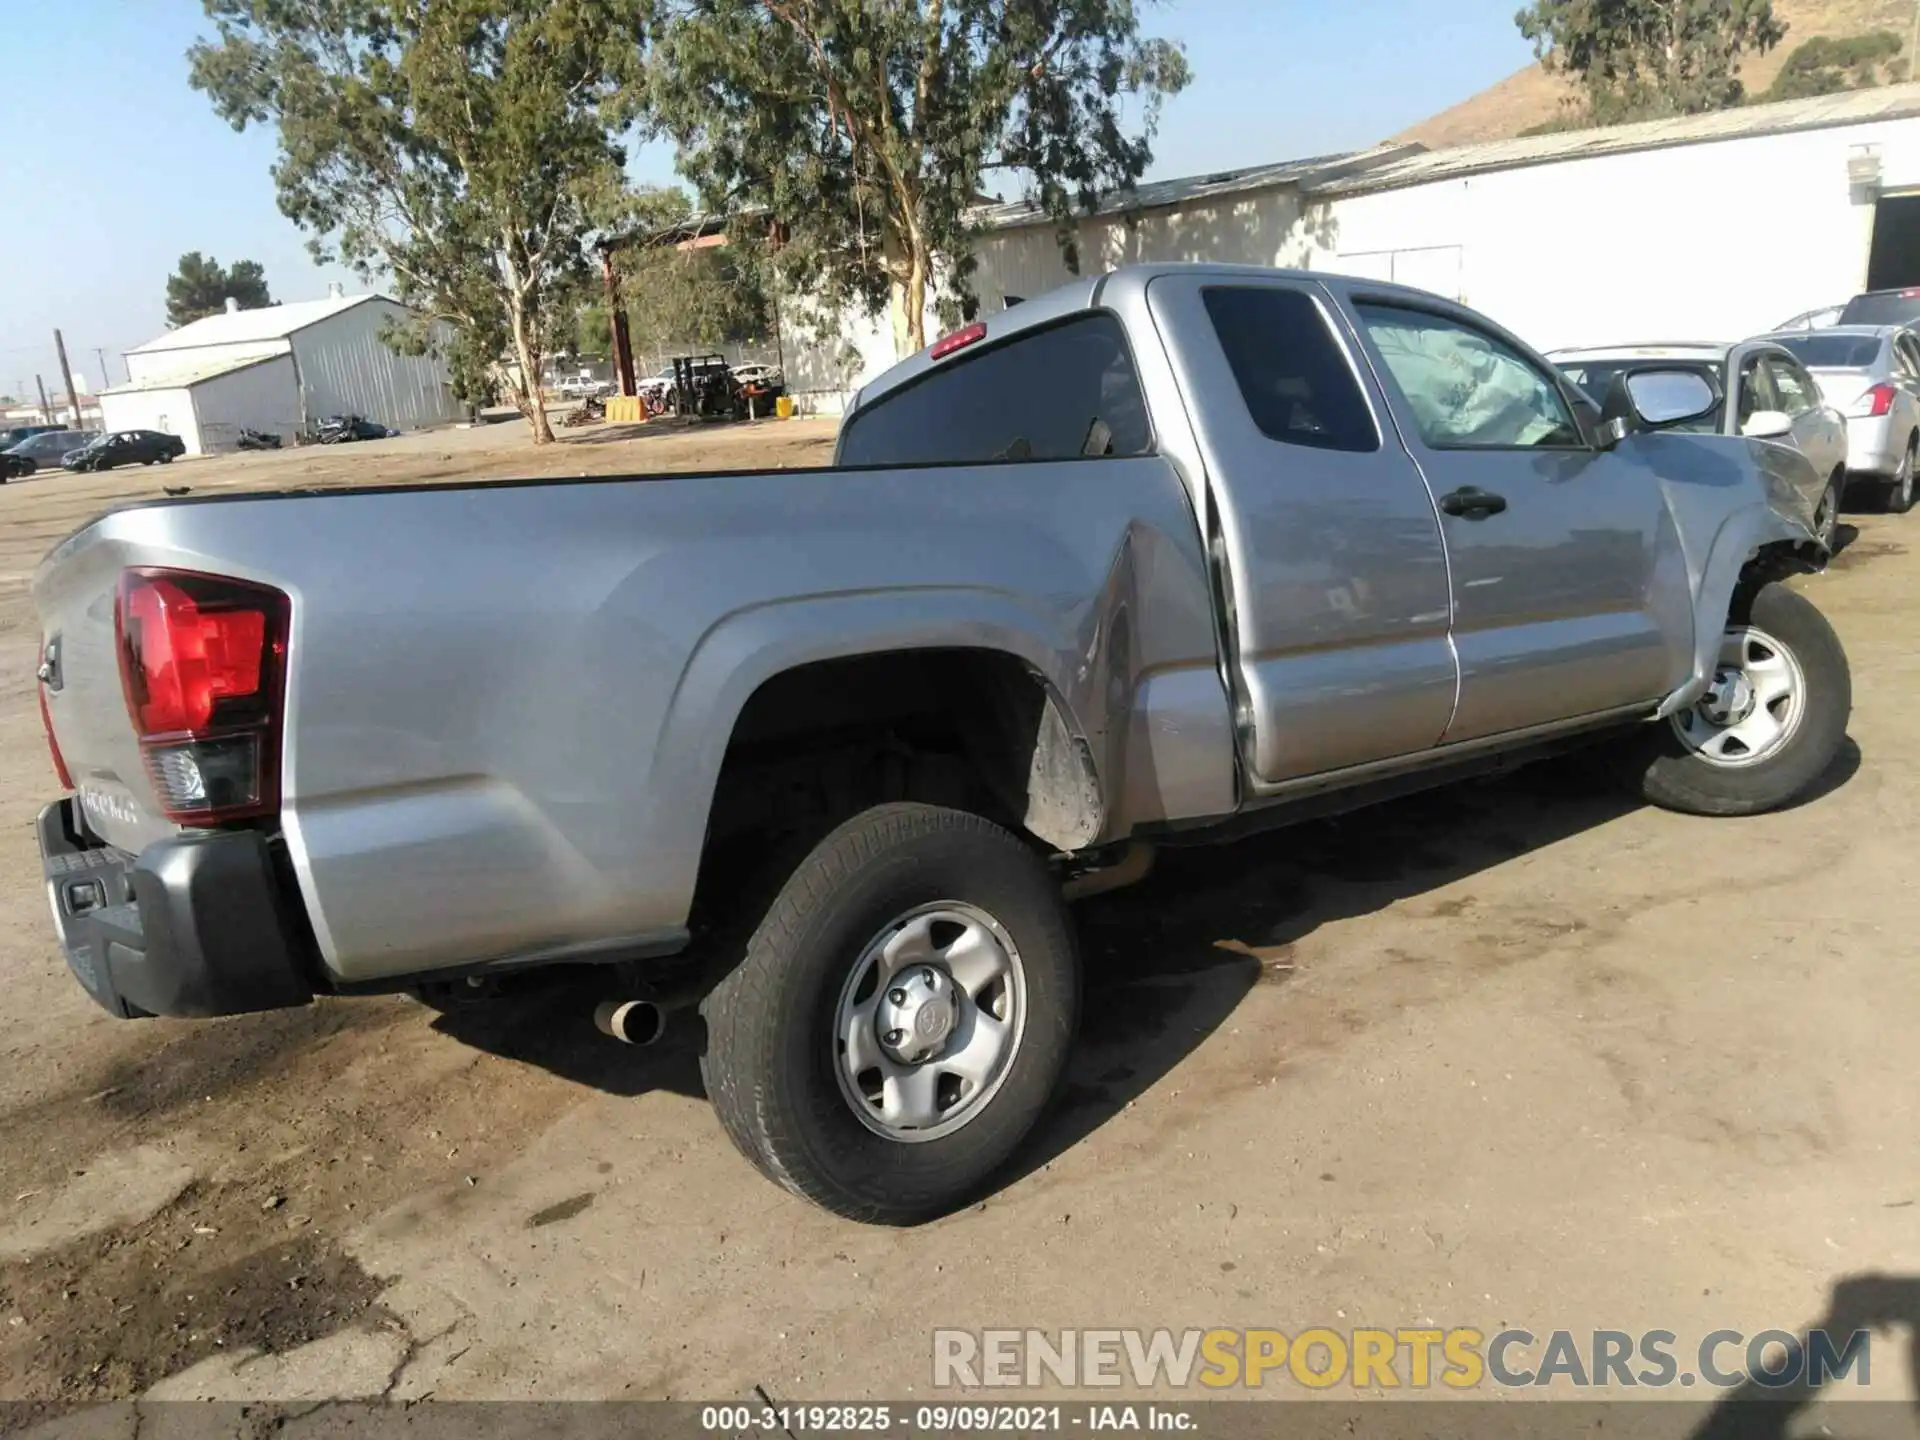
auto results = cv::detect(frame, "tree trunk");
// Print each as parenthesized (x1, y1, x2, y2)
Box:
(885, 234, 931, 356)
(508, 294, 554, 445)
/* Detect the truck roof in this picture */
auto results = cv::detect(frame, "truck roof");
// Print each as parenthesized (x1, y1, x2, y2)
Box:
(852, 262, 1494, 413)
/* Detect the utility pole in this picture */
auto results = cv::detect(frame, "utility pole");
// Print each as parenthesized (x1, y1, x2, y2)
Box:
(53, 329, 81, 428)
(35, 375, 53, 425)
(93, 348, 112, 391)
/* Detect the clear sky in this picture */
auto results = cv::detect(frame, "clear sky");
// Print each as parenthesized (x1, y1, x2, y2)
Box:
(0, 0, 1535, 402)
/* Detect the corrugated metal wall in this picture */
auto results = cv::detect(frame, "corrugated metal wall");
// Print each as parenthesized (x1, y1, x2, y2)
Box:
(190, 356, 301, 451)
(289, 299, 464, 430)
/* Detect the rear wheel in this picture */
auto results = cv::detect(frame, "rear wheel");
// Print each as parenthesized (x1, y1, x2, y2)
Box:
(701, 802, 1078, 1224)
(1619, 583, 1849, 816)
(1886, 438, 1915, 514)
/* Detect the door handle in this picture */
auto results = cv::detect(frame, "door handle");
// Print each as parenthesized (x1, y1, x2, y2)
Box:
(1439, 486, 1508, 519)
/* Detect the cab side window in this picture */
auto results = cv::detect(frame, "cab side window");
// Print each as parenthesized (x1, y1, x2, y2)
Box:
(838, 313, 1151, 467)
(1354, 302, 1583, 450)
(1736, 357, 1772, 428)
(1763, 357, 1817, 417)
(1201, 286, 1378, 452)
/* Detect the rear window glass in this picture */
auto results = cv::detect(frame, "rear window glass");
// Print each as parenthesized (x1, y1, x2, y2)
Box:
(1201, 287, 1378, 452)
(839, 313, 1150, 467)
(1770, 334, 1883, 368)
(1839, 292, 1920, 326)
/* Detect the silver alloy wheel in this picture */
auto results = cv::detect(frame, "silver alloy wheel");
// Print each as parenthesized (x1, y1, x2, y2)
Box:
(1899, 447, 1914, 509)
(1669, 625, 1806, 768)
(1814, 482, 1839, 547)
(833, 902, 1027, 1143)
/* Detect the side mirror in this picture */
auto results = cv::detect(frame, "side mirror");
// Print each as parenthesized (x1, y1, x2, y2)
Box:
(1740, 409, 1794, 441)
(1598, 367, 1720, 447)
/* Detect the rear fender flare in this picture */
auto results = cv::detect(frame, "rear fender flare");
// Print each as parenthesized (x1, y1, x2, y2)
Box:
(645, 590, 1105, 905)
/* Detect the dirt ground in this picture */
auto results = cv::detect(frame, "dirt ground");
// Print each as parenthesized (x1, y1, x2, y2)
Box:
(2, 416, 1919, 1418)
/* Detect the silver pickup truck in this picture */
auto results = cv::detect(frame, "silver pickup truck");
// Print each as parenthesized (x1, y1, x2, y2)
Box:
(33, 264, 1850, 1222)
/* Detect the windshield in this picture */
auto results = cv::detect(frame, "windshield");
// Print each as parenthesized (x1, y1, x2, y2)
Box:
(1555, 360, 1724, 433)
(1771, 334, 1883, 369)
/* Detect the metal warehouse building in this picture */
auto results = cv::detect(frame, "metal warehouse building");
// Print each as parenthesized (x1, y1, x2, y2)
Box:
(100, 290, 463, 454)
(801, 83, 1920, 409)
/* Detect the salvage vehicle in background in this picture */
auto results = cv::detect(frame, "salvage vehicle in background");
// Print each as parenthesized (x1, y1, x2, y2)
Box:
(7, 431, 94, 472)
(1762, 326, 1920, 514)
(313, 415, 395, 444)
(1838, 287, 1920, 329)
(1551, 340, 1849, 547)
(61, 430, 184, 473)
(0, 450, 34, 481)
(33, 264, 1851, 1223)
(1774, 305, 1845, 332)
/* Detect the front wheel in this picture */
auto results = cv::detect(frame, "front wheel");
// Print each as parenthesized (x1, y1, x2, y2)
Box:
(1620, 583, 1850, 816)
(701, 802, 1078, 1224)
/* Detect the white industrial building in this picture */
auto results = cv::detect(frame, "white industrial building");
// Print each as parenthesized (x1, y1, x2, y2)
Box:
(794, 83, 1920, 409)
(100, 290, 462, 454)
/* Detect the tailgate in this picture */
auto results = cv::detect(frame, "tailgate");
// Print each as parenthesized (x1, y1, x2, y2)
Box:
(35, 527, 176, 854)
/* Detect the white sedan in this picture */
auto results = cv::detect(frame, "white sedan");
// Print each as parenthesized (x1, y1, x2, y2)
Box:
(1551, 340, 1851, 549)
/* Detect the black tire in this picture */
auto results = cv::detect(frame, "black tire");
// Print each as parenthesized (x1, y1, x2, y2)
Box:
(157, 452, 173, 464)
(1814, 474, 1842, 548)
(1886, 437, 1916, 515)
(701, 802, 1078, 1224)
(1620, 582, 1850, 817)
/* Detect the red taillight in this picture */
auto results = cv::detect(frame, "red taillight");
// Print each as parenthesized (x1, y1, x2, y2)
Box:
(37, 653, 72, 789)
(1853, 383, 1898, 418)
(929, 322, 987, 359)
(115, 568, 288, 824)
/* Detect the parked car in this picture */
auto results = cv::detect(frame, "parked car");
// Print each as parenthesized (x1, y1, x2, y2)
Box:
(1760, 326, 1920, 514)
(314, 415, 394, 444)
(1550, 340, 1849, 547)
(61, 430, 184, 473)
(33, 264, 1849, 1222)
(1837, 287, 1920, 328)
(1773, 305, 1845, 332)
(6, 430, 95, 473)
(1, 424, 65, 448)
(0, 451, 33, 481)
(731, 363, 783, 389)
(556, 374, 610, 400)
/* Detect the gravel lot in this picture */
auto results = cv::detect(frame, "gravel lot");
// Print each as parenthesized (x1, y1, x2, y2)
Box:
(1, 417, 1917, 1417)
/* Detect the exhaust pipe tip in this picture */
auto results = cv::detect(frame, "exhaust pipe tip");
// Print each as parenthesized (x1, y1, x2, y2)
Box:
(594, 998, 666, 1046)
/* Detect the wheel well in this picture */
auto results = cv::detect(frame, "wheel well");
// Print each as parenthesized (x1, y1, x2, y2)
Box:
(700, 649, 1102, 872)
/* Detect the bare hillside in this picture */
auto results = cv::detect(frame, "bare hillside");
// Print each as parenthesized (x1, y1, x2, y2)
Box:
(1397, 0, 1916, 149)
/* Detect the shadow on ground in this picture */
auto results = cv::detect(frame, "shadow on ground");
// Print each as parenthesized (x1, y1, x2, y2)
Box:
(429, 735, 1863, 1200)
(426, 751, 1764, 1193)
(1691, 1271, 1920, 1439)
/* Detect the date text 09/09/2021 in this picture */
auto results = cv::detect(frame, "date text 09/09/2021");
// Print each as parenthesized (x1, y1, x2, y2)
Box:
(699, 1405, 1192, 1433)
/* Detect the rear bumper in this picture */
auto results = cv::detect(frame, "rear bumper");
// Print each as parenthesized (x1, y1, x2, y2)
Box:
(1845, 416, 1902, 477)
(38, 798, 314, 1019)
